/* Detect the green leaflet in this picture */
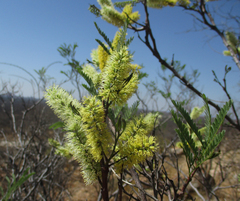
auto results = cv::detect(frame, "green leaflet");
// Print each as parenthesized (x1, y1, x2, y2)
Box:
(125, 36, 134, 47)
(200, 95, 233, 163)
(116, 20, 128, 52)
(109, 101, 139, 134)
(94, 22, 113, 50)
(1, 168, 35, 201)
(49, 121, 65, 130)
(77, 67, 98, 96)
(172, 100, 204, 148)
(171, 111, 195, 170)
(171, 94, 232, 172)
(95, 39, 111, 55)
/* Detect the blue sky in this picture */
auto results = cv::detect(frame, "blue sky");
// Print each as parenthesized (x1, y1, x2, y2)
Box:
(0, 0, 239, 110)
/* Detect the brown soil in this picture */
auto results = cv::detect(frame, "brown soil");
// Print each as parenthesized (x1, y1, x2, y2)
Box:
(65, 129, 240, 201)
(1, 126, 239, 201)
(67, 167, 99, 201)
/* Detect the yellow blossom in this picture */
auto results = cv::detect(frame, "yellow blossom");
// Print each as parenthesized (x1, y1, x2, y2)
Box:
(100, 46, 140, 106)
(98, 44, 109, 71)
(80, 96, 112, 161)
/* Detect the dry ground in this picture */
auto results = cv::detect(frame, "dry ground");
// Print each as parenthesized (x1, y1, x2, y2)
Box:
(1, 127, 240, 200)
(65, 130, 240, 201)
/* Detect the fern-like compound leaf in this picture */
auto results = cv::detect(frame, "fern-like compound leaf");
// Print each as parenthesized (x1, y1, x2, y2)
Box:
(172, 99, 204, 148)
(89, 5, 101, 17)
(171, 110, 195, 169)
(82, 84, 97, 96)
(198, 97, 232, 166)
(171, 101, 199, 155)
(77, 67, 97, 96)
(116, 21, 128, 51)
(199, 130, 225, 165)
(210, 99, 232, 140)
(127, 100, 139, 120)
(120, 101, 139, 121)
(175, 126, 194, 170)
(95, 39, 111, 55)
(94, 22, 113, 50)
(202, 94, 212, 146)
(125, 36, 134, 47)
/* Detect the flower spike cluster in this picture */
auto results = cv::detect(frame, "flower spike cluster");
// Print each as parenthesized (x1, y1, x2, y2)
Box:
(80, 96, 112, 161)
(92, 0, 191, 28)
(146, 0, 190, 8)
(114, 113, 159, 172)
(100, 45, 140, 106)
(97, 0, 140, 27)
(98, 44, 109, 71)
(45, 86, 101, 184)
(45, 27, 159, 186)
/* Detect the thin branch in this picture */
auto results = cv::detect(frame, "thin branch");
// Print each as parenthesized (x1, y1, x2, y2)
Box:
(127, 1, 240, 131)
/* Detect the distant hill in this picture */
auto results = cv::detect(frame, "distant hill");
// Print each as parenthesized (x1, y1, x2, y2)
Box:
(0, 94, 58, 129)
(1, 94, 238, 148)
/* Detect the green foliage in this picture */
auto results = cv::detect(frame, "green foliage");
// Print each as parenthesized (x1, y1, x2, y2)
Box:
(58, 43, 78, 61)
(226, 31, 239, 47)
(88, 4, 101, 17)
(48, 138, 72, 158)
(49, 121, 65, 130)
(0, 168, 35, 201)
(94, 22, 113, 51)
(171, 95, 232, 173)
(96, 39, 111, 55)
(77, 67, 98, 96)
(175, 105, 206, 150)
(138, 71, 148, 80)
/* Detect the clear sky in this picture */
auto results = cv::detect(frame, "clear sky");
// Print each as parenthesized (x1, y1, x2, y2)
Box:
(0, 0, 239, 110)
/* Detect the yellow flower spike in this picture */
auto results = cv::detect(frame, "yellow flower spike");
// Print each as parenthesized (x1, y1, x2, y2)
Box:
(100, 45, 140, 106)
(97, 0, 140, 27)
(44, 85, 82, 124)
(80, 96, 112, 161)
(178, 0, 190, 6)
(91, 48, 99, 65)
(147, 0, 191, 8)
(111, 29, 122, 51)
(97, 44, 109, 71)
(122, 4, 133, 16)
(121, 4, 140, 24)
(190, 106, 205, 120)
(101, 5, 124, 27)
(114, 113, 159, 173)
(97, 0, 112, 7)
(45, 86, 103, 184)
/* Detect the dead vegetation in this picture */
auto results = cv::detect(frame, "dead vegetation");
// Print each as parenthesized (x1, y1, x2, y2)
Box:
(0, 88, 239, 200)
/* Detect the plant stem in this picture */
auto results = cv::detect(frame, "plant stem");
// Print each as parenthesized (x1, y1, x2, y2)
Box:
(100, 158, 109, 201)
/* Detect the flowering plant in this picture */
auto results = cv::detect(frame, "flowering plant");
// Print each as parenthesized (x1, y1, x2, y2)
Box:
(45, 22, 159, 201)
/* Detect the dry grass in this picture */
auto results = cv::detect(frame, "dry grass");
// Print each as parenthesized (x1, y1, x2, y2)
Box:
(1, 125, 239, 200)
